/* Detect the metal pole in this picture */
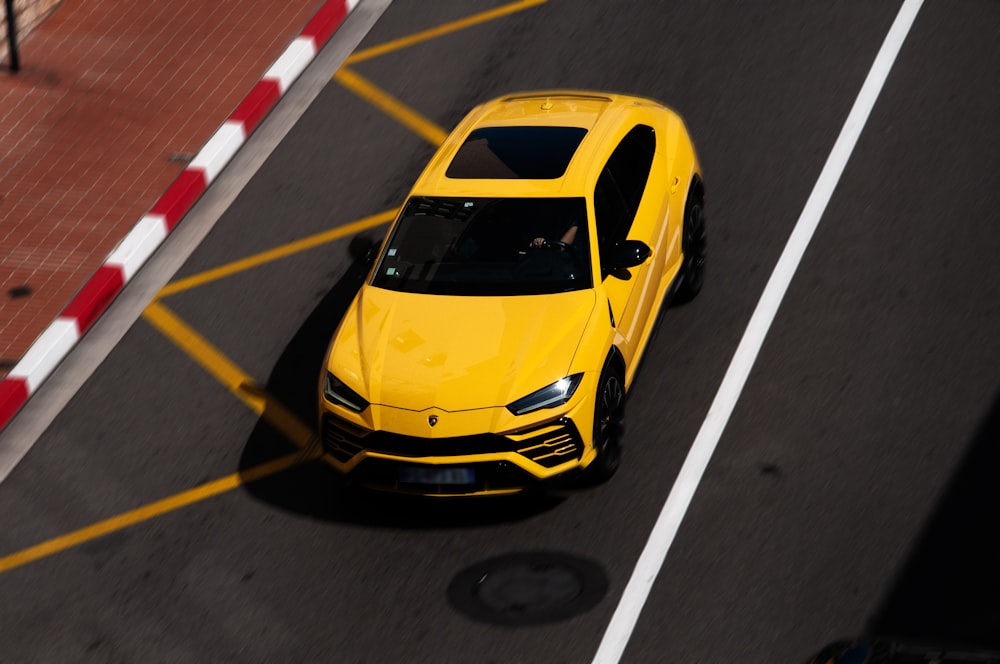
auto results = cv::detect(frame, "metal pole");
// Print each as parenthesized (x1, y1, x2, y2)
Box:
(4, 0, 18, 73)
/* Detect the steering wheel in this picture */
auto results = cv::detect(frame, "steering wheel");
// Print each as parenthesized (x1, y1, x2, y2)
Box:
(532, 239, 570, 250)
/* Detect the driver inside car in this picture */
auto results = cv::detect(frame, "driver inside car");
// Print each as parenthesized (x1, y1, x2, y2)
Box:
(530, 220, 579, 249)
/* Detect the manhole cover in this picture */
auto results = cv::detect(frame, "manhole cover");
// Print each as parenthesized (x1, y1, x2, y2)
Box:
(447, 551, 608, 626)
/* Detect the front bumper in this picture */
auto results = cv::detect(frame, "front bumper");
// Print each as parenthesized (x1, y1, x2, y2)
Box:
(321, 413, 587, 495)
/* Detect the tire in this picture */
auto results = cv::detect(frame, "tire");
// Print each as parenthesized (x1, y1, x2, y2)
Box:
(675, 193, 706, 304)
(587, 358, 625, 483)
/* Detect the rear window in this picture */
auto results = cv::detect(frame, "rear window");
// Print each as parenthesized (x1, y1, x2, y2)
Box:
(446, 126, 587, 179)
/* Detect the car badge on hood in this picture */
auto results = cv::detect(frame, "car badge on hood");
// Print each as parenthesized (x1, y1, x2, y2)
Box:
(428, 414, 439, 427)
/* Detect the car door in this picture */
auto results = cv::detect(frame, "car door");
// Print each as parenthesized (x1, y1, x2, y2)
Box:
(593, 124, 658, 369)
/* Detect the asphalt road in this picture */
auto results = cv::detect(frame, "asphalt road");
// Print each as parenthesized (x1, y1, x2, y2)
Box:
(1, 1, 999, 662)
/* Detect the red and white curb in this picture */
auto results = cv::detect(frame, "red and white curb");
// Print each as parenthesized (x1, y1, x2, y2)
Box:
(0, 0, 359, 431)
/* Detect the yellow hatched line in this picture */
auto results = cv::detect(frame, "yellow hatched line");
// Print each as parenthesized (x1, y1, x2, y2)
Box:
(158, 209, 396, 298)
(0, 302, 325, 575)
(0, 0, 559, 579)
(346, 0, 548, 64)
(143, 301, 316, 450)
(334, 68, 448, 147)
(0, 452, 304, 575)
(144, 301, 262, 409)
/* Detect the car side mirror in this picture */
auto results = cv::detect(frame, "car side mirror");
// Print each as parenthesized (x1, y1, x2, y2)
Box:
(604, 240, 651, 274)
(348, 234, 380, 265)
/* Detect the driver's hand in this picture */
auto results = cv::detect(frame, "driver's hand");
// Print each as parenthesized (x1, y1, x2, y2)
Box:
(530, 237, 545, 248)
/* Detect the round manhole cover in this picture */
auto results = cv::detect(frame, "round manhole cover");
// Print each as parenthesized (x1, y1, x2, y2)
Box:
(447, 551, 608, 626)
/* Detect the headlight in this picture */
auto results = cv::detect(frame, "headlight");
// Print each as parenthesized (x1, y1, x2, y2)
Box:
(323, 373, 369, 412)
(506, 374, 583, 415)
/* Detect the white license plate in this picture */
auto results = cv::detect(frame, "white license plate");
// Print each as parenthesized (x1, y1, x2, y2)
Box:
(399, 466, 475, 485)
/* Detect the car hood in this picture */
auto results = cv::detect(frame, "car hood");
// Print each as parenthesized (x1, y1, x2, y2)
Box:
(327, 286, 597, 412)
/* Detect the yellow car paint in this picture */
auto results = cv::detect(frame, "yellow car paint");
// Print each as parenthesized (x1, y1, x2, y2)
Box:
(330, 288, 597, 412)
(319, 90, 702, 495)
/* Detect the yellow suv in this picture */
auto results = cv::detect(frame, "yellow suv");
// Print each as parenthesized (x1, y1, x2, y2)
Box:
(319, 91, 705, 496)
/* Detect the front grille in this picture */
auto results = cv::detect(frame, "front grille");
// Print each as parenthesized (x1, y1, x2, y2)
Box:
(322, 414, 366, 462)
(322, 414, 584, 467)
(360, 431, 514, 457)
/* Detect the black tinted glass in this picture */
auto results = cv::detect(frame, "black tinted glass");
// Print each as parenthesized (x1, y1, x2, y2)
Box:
(593, 124, 656, 269)
(372, 196, 591, 296)
(446, 126, 588, 179)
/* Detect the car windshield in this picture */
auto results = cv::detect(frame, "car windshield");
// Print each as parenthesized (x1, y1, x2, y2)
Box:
(371, 196, 592, 296)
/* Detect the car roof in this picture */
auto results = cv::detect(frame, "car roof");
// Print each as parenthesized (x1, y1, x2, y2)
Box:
(409, 90, 670, 198)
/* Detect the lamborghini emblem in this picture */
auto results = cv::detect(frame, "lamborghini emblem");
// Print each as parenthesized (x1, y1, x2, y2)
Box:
(428, 414, 439, 427)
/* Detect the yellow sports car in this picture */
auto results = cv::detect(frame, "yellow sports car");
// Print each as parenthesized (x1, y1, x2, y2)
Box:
(319, 91, 705, 496)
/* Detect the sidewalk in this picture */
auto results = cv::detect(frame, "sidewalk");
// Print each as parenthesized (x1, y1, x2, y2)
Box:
(0, 0, 357, 427)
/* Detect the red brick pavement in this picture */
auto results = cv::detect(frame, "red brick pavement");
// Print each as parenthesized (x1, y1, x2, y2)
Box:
(0, 0, 332, 377)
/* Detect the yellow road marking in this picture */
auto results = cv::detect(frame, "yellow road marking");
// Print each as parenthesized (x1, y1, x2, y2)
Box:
(158, 209, 396, 298)
(143, 301, 261, 409)
(334, 68, 448, 146)
(346, 0, 548, 64)
(0, 0, 559, 578)
(0, 303, 331, 576)
(142, 301, 316, 450)
(0, 451, 307, 575)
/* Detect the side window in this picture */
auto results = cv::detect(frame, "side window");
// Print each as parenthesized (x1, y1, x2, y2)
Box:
(594, 168, 629, 253)
(593, 124, 656, 264)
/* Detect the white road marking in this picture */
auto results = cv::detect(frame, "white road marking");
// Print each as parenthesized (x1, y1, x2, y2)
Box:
(592, 1, 925, 661)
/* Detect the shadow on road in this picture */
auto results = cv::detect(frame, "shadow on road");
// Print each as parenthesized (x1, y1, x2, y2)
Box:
(236, 235, 563, 527)
(866, 386, 1000, 648)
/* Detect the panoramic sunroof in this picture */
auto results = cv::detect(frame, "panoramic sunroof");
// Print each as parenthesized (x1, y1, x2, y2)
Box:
(446, 126, 588, 179)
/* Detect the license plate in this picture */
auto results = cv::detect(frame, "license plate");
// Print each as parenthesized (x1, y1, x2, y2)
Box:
(399, 466, 475, 485)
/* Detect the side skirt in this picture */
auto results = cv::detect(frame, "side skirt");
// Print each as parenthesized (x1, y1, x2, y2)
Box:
(622, 266, 683, 392)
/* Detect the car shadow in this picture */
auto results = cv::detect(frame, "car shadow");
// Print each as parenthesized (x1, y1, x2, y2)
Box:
(864, 385, 1000, 648)
(236, 235, 564, 527)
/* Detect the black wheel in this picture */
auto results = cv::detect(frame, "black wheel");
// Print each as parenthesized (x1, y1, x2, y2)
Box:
(587, 359, 625, 483)
(676, 195, 706, 304)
